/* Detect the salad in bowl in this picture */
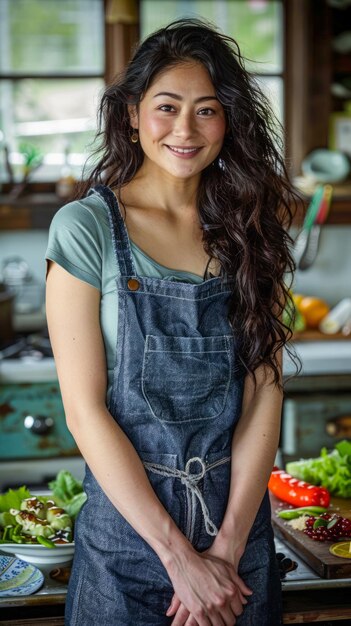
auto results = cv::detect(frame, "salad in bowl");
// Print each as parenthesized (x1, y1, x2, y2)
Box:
(0, 471, 86, 564)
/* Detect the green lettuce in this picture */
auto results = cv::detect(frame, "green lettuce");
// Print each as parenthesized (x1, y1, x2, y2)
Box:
(48, 470, 87, 519)
(286, 440, 351, 498)
(0, 486, 31, 513)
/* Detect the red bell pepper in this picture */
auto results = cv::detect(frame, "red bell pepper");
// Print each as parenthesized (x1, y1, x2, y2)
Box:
(268, 467, 330, 508)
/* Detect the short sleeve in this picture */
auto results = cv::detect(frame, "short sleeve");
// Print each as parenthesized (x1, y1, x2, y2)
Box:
(46, 199, 105, 290)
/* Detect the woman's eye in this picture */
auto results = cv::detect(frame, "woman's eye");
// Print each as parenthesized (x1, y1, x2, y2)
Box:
(198, 108, 215, 116)
(158, 104, 175, 112)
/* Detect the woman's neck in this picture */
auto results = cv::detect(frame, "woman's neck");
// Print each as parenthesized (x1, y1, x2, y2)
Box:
(127, 162, 200, 215)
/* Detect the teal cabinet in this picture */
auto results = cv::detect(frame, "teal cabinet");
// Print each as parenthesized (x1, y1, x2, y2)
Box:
(0, 382, 79, 459)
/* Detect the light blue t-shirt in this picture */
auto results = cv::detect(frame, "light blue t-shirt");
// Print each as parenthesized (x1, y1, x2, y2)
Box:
(45, 193, 203, 403)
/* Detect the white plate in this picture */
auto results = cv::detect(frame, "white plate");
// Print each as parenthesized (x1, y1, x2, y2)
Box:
(0, 542, 74, 565)
(0, 555, 44, 596)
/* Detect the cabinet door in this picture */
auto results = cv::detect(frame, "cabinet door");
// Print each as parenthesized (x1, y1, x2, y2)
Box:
(0, 382, 79, 459)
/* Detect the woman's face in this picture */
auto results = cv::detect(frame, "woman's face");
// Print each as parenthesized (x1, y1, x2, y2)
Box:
(129, 61, 227, 182)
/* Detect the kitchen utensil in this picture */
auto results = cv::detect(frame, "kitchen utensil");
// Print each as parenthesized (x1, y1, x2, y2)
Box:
(294, 185, 324, 269)
(296, 185, 333, 271)
(1, 257, 44, 314)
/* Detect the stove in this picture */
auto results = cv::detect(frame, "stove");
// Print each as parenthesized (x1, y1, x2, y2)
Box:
(274, 537, 351, 590)
(0, 332, 84, 491)
(0, 333, 57, 383)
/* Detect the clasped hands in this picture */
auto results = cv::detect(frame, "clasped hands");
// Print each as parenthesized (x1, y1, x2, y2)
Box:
(164, 540, 252, 626)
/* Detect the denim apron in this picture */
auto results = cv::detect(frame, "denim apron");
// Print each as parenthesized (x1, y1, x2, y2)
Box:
(65, 185, 282, 626)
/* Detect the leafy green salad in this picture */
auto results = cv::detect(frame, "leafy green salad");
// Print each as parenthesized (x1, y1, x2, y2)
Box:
(286, 440, 351, 499)
(0, 470, 87, 548)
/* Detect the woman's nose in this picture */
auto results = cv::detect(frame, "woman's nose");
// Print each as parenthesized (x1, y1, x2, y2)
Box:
(173, 113, 195, 138)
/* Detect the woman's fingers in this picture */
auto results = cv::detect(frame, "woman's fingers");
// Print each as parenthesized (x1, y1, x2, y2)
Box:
(165, 549, 252, 626)
(170, 586, 246, 626)
(170, 603, 191, 625)
(167, 593, 182, 616)
(235, 576, 252, 597)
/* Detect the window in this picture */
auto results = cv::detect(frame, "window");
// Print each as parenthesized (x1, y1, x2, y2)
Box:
(140, 0, 284, 124)
(0, 0, 105, 183)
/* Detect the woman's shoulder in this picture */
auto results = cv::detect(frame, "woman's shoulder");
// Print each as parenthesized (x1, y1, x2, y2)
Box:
(46, 190, 117, 291)
(51, 191, 110, 234)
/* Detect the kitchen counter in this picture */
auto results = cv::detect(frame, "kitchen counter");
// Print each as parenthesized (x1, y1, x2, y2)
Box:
(283, 337, 351, 377)
(1, 539, 351, 625)
(1, 337, 351, 384)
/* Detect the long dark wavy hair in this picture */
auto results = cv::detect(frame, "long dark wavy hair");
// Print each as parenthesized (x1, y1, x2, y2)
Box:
(79, 18, 299, 385)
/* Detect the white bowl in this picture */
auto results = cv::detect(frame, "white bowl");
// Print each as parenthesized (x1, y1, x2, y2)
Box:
(0, 542, 74, 565)
(302, 149, 350, 183)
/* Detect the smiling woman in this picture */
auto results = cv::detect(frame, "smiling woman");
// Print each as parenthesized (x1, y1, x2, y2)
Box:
(45, 18, 296, 626)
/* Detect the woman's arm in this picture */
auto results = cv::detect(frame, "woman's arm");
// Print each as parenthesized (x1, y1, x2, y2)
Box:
(46, 261, 250, 626)
(213, 357, 283, 567)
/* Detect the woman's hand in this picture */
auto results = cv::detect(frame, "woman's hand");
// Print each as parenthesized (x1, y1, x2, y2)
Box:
(164, 545, 251, 626)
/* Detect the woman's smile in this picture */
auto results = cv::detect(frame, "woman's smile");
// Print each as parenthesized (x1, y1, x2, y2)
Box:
(165, 144, 203, 158)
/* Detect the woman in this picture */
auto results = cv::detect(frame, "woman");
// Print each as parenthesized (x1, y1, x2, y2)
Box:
(46, 18, 295, 626)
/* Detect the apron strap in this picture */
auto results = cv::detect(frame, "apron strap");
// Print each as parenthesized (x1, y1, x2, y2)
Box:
(143, 455, 231, 537)
(89, 185, 136, 277)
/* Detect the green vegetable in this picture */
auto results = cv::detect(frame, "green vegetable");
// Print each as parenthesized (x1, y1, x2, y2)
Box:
(0, 487, 31, 513)
(48, 470, 87, 519)
(37, 535, 56, 548)
(278, 505, 327, 520)
(282, 295, 306, 333)
(50, 513, 72, 531)
(2, 526, 13, 541)
(313, 518, 328, 529)
(286, 440, 351, 498)
(0, 512, 17, 527)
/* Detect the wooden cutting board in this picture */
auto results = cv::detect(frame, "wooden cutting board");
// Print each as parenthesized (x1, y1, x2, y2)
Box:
(271, 494, 351, 578)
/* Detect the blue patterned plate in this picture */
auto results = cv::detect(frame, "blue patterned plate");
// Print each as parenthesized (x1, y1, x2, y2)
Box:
(0, 555, 44, 597)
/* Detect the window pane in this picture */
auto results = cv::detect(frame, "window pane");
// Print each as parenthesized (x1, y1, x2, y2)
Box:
(0, 78, 103, 181)
(0, 0, 104, 75)
(140, 0, 283, 73)
(255, 76, 284, 128)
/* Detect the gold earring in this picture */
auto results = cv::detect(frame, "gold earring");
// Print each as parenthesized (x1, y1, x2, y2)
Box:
(131, 130, 139, 144)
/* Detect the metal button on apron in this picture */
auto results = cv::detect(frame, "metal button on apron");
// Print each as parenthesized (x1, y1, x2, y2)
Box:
(127, 278, 140, 291)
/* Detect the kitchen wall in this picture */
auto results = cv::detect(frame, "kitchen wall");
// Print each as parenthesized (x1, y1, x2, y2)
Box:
(0, 224, 351, 307)
(291, 225, 351, 305)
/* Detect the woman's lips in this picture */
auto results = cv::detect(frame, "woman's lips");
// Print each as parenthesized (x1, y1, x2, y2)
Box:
(166, 145, 202, 158)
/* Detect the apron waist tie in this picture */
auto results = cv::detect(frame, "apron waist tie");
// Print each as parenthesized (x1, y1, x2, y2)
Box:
(143, 455, 231, 537)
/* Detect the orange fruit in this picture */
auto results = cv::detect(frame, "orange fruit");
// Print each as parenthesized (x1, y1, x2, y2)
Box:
(329, 542, 351, 559)
(297, 297, 330, 329)
(292, 293, 304, 307)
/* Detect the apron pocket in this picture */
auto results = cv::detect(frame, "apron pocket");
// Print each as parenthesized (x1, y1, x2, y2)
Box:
(142, 334, 234, 423)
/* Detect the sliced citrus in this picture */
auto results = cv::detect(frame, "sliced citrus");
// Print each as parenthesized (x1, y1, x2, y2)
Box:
(329, 542, 351, 559)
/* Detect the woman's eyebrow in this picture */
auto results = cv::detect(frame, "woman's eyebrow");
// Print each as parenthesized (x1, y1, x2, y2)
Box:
(153, 91, 218, 103)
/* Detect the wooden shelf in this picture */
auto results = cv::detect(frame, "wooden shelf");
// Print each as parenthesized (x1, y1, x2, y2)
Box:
(1, 187, 351, 231)
(0, 193, 63, 230)
(293, 330, 351, 341)
(293, 183, 351, 225)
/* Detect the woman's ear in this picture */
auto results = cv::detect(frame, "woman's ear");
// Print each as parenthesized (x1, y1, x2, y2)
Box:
(127, 104, 139, 129)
